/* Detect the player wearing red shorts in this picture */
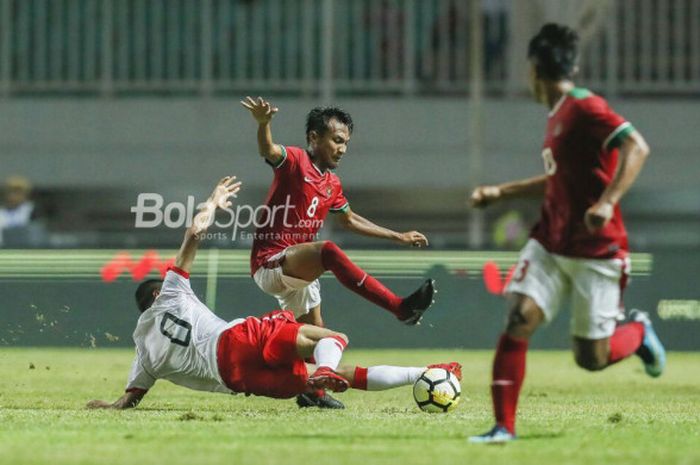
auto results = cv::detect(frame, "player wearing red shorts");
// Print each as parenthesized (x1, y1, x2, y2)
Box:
(468, 24, 665, 443)
(240, 98, 436, 408)
(86, 177, 460, 410)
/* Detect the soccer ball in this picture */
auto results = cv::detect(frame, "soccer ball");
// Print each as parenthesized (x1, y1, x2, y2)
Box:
(412, 368, 461, 413)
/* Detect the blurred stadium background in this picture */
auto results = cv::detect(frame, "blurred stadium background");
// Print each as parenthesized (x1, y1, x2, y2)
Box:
(0, 0, 698, 350)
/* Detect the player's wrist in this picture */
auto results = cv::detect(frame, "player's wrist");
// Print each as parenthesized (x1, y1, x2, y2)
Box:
(391, 231, 404, 242)
(597, 198, 616, 208)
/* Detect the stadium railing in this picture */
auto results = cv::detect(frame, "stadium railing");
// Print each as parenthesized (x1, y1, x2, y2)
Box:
(0, 0, 697, 97)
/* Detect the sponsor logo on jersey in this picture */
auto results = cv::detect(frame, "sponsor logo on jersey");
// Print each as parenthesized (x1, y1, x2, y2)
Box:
(303, 176, 314, 184)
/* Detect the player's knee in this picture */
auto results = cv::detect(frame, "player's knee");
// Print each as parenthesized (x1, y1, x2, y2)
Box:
(506, 304, 540, 338)
(297, 311, 324, 328)
(321, 240, 340, 255)
(574, 353, 607, 372)
(318, 241, 334, 267)
(297, 333, 317, 352)
(331, 332, 349, 345)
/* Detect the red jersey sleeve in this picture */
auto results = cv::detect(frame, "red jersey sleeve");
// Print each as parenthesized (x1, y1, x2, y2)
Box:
(577, 96, 635, 151)
(329, 181, 350, 213)
(266, 145, 303, 172)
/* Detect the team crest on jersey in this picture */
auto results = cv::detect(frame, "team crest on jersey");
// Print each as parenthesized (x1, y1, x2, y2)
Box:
(326, 186, 332, 198)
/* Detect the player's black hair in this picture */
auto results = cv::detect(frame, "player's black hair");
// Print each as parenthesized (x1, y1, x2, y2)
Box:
(134, 279, 163, 313)
(305, 106, 354, 143)
(528, 23, 580, 80)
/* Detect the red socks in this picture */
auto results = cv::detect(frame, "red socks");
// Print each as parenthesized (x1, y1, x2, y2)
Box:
(351, 366, 368, 390)
(607, 322, 644, 364)
(491, 333, 528, 435)
(489, 323, 644, 435)
(320, 241, 403, 317)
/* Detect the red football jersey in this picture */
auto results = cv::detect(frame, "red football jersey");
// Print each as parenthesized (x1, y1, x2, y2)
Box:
(250, 146, 349, 274)
(531, 88, 636, 259)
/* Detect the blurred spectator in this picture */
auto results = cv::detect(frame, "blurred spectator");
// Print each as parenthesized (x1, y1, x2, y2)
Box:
(0, 175, 46, 247)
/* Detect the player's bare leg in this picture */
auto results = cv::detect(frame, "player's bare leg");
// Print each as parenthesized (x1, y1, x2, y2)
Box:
(504, 294, 545, 339)
(282, 241, 436, 324)
(573, 337, 611, 371)
(573, 310, 665, 376)
(470, 294, 544, 443)
(295, 324, 345, 357)
(281, 242, 326, 282)
(296, 304, 324, 328)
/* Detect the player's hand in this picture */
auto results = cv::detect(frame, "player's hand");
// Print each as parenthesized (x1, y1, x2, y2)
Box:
(470, 185, 501, 208)
(240, 96, 278, 124)
(194, 176, 242, 235)
(397, 231, 429, 248)
(208, 176, 242, 210)
(86, 399, 113, 409)
(584, 201, 614, 233)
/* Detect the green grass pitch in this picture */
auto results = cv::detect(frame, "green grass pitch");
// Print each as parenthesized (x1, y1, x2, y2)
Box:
(1, 348, 698, 465)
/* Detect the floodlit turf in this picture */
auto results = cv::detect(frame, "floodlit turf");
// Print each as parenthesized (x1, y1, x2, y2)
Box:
(0, 349, 698, 465)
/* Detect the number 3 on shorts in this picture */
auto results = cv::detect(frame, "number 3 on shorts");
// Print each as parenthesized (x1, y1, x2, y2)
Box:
(513, 259, 530, 283)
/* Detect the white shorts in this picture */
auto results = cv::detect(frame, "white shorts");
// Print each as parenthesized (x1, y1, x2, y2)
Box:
(505, 239, 629, 339)
(252, 250, 321, 317)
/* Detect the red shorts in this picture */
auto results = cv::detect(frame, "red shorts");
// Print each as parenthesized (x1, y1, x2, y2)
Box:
(216, 310, 308, 399)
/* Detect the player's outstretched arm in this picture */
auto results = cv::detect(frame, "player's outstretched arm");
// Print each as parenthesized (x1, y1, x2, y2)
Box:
(470, 174, 548, 208)
(240, 96, 284, 166)
(585, 130, 650, 232)
(336, 207, 429, 248)
(86, 389, 147, 410)
(175, 176, 242, 274)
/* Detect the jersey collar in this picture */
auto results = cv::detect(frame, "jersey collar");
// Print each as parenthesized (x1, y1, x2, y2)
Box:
(306, 150, 329, 177)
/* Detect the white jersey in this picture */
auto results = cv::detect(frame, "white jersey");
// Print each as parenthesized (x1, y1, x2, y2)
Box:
(126, 268, 244, 394)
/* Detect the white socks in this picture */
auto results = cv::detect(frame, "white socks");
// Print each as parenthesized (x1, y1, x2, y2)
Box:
(313, 336, 347, 370)
(364, 366, 424, 391)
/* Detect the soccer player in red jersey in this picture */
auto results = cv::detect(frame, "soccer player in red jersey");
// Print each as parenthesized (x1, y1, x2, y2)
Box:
(86, 176, 461, 410)
(240, 97, 436, 408)
(468, 24, 665, 443)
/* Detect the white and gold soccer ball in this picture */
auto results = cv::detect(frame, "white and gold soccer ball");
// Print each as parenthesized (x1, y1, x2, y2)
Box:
(412, 368, 461, 413)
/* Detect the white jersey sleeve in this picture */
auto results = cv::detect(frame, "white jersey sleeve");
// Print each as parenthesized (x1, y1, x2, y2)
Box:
(125, 355, 156, 392)
(158, 267, 194, 298)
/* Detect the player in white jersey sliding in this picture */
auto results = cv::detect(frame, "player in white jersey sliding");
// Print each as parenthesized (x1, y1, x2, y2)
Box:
(87, 176, 461, 409)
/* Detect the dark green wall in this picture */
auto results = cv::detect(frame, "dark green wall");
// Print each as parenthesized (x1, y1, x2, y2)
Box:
(0, 249, 697, 350)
